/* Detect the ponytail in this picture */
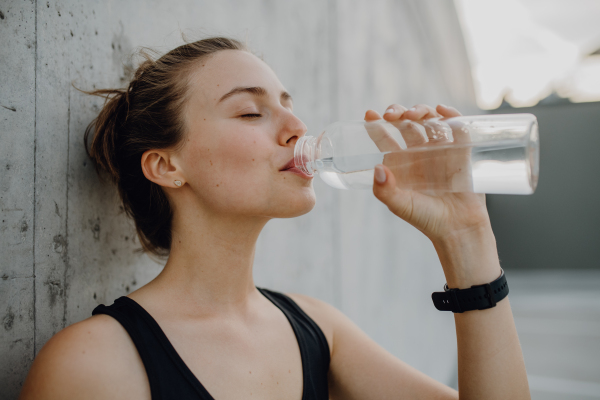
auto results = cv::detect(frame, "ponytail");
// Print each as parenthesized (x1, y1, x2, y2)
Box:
(84, 88, 128, 184)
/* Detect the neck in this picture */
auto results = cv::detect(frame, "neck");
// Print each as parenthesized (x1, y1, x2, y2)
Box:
(152, 202, 269, 314)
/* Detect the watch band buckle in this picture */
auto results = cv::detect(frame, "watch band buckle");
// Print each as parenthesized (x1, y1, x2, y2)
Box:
(446, 289, 463, 313)
(472, 282, 497, 310)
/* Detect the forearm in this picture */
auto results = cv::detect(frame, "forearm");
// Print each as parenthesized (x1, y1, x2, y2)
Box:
(432, 227, 530, 400)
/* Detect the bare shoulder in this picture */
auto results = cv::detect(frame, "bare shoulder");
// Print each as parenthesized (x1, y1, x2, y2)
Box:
(19, 314, 150, 400)
(286, 293, 347, 352)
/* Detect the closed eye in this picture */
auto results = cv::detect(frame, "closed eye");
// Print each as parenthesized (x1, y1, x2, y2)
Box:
(241, 114, 261, 118)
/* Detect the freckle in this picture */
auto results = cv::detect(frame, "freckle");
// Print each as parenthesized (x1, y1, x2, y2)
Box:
(217, 84, 219, 86)
(216, 184, 219, 187)
(210, 160, 213, 165)
(204, 118, 206, 121)
(288, 370, 291, 373)
(249, 371, 251, 374)
(82, 350, 86, 354)
(252, 159, 254, 161)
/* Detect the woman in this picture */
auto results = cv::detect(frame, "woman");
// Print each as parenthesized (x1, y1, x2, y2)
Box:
(19, 37, 530, 399)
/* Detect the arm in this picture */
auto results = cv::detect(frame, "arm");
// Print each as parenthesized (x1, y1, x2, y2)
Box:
(368, 104, 530, 399)
(433, 228, 529, 400)
(307, 230, 528, 400)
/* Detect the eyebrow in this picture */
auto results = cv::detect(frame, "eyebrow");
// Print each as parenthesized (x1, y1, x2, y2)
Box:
(218, 86, 293, 103)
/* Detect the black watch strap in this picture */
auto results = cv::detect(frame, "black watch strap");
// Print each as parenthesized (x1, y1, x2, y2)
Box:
(431, 269, 508, 313)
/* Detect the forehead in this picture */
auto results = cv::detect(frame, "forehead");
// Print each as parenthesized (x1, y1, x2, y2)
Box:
(188, 50, 284, 103)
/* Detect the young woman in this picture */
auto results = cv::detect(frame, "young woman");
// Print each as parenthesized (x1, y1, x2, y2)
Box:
(19, 37, 530, 400)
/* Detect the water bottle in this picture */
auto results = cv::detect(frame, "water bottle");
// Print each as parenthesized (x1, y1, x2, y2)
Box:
(294, 114, 539, 195)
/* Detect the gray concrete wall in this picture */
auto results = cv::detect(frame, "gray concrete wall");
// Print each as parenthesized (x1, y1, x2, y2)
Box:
(0, 0, 476, 397)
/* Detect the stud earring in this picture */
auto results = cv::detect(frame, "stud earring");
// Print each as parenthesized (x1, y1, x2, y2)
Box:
(174, 180, 182, 187)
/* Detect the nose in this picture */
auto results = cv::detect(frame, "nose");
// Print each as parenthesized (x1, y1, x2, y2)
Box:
(278, 110, 307, 147)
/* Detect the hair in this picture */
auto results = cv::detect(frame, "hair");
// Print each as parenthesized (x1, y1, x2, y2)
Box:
(84, 36, 248, 257)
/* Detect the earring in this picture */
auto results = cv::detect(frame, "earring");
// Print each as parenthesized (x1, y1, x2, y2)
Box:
(174, 180, 182, 187)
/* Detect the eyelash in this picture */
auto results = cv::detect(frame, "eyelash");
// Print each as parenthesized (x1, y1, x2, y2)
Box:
(241, 114, 261, 118)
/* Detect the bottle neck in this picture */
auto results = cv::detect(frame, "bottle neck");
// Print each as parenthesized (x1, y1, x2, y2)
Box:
(294, 136, 317, 176)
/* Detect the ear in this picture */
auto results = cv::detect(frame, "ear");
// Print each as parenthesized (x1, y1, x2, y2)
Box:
(141, 149, 185, 188)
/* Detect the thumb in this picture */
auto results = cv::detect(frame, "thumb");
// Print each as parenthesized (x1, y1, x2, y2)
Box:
(373, 164, 414, 220)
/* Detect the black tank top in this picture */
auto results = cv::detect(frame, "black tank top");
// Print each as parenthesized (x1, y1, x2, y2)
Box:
(92, 288, 330, 399)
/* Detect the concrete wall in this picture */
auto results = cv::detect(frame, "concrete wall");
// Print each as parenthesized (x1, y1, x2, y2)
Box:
(0, 0, 476, 397)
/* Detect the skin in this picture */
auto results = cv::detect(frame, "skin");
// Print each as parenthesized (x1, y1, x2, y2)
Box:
(19, 50, 530, 400)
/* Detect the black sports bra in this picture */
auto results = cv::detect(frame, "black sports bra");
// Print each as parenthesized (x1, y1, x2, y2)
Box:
(92, 288, 330, 399)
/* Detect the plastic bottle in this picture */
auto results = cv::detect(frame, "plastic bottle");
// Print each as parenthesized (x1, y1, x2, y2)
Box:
(294, 113, 539, 195)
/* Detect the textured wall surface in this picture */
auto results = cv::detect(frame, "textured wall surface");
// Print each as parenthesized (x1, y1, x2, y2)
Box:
(0, 0, 476, 397)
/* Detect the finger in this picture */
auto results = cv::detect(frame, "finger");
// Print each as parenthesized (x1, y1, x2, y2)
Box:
(391, 119, 428, 147)
(436, 104, 461, 118)
(436, 105, 469, 144)
(448, 121, 471, 144)
(423, 119, 452, 143)
(403, 104, 439, 120)
(364, 109, 382, 122)
(373, 164, 415, 221)
(383, 104, 408, 121)
(365, 120, 403, 152)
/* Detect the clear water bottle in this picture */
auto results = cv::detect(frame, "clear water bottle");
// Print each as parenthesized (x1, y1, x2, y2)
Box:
(294, 114, 539, 195)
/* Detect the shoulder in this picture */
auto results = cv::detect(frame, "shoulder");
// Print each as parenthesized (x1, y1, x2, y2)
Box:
(19, 313, 150, 400)
(285, 293, 349, 354)
(285, 292, 385, 356)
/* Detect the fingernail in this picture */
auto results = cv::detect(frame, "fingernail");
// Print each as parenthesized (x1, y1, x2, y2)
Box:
(409, 107, 416, 112)
(374, 165, 386, 184)
(439, 104, 448, 108)
(384, 108, 394, 114)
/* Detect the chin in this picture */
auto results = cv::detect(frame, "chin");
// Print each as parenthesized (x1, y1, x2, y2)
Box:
(272, 186, 316, 219)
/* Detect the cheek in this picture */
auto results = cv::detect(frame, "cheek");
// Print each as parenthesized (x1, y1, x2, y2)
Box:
(212, 132, 271, 185)
(181, 124, 315, 217)
(183, 129, 275, 205)
(219, 132, 268, 172)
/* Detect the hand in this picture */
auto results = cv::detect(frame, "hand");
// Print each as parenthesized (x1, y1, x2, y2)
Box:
(365, 106, 474, 194)
(365, 104, 500, 287)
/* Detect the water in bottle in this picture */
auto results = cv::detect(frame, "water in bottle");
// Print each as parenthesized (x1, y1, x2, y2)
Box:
(294, 114, 539, 195)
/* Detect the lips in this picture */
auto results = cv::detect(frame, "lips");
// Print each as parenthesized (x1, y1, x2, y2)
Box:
(280, 158, 296, 171)
(280, 158, 313, 179)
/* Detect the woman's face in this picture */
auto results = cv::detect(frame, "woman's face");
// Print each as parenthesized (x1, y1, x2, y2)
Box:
(177, 50, 315, 219)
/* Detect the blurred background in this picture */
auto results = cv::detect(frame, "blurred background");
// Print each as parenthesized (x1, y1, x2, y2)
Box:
(0, 0, 598, 399)
(457, 1, 600, 398)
